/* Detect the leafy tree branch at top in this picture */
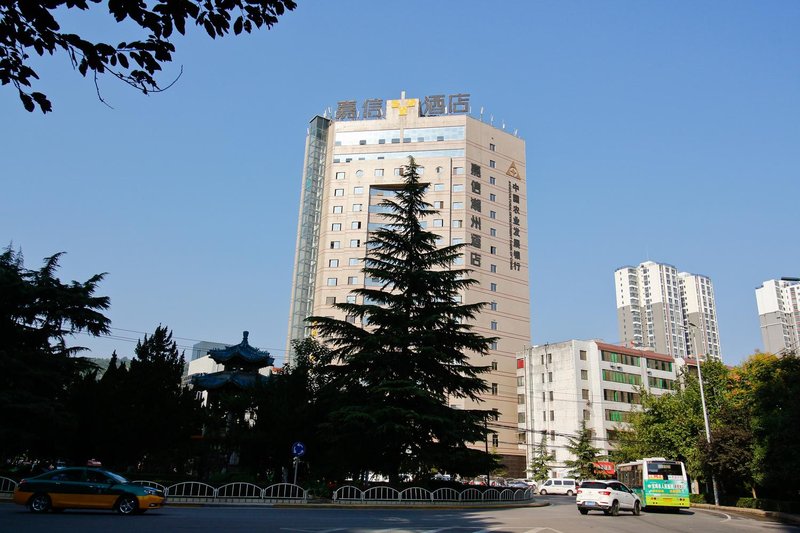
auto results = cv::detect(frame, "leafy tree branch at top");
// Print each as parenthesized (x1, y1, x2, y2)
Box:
(1, 0, 297, 113)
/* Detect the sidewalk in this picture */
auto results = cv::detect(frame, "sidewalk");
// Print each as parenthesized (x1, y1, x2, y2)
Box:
(692, 503, 800, 526)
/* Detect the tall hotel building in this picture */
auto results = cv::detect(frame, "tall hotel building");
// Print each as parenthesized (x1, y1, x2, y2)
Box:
(286, 92, 531, 473)
(614, 261, 721, 359)
(755, 278, 800, 355)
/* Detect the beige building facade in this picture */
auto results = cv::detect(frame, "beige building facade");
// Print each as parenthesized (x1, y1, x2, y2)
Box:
(287, 92, 531, 473)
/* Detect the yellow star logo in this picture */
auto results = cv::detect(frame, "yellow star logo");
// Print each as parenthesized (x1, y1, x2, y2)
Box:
(389, 97, 418, 116)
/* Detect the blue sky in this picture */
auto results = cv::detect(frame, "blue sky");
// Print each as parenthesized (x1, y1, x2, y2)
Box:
(2, 1, 798, 366)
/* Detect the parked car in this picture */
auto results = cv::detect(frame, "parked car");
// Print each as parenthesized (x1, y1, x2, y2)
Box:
(576, 479, 641, 516)
(538, 478, 577, 495)
(507, 479, 530, 489)
(12, 467, 165, 515)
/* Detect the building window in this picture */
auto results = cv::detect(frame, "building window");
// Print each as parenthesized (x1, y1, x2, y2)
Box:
(335, 171, 345, 180)
(581, 369, 589, 380)
(349, 257, 360, 266)
(490, 282, 497, 292)
(490, 321, 498, 330)
(517, 376, 524, 387)
(333, 205, 343, 214)
(353, 203, 363, 212)
(433, 219, 444, 227)
(345, 314, 356, 324)
(489, 210, 497, 219)
(489, 193, 496, 202)
(326, 278, 337, 286)
(491, 383, 498, 396)
(346, 295, 356, 304)
(541, 373, 545, 384)
(550, 410, 555, 421)
(454, 167, 465, 175)
(490, 246, 497, 254)
(331, 223, 341, 231)
(489, 176, 496, 185)
(489, 160, 496, 168)
(374, 168, 384, 177)
(353, 186, 364, 194)
(548, 372, 553, 382)
(492, 434, 499, 447)
(347, 276, 358, 285)
(490, 228, 497, 237)
(490, 264, 497, 273)
(330, 241, 341, 249)
(328, 259, 339, 267)
(434, 201, 444, 208)
(489, 143, 496, 151)
(453, 184, 465, 192)
(350, 239, 360, 248)
(334, 189, 344, 197)
(453, 201, 464, 209)
(582, 389, 589, 400)
(434, 183, 445, 191)
(351, 221, 361, 230)
(452, 219, 463, 228)
(489, 341, 498, 350)
(325, 296, 336, 305)
(490, 301, 497, 311)
(491, 361, 498, 371)
(584, 410, 591, 421)
(547, 353, 552, 363)
(580, 350, 587, 361)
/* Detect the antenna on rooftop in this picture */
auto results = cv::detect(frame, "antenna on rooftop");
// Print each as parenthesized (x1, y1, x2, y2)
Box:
(480, 106, 484, 121)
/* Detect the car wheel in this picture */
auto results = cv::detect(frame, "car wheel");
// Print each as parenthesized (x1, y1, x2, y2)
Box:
(567, 489, 574, 496)
(116, 495, 138, 515)
(28, 493, 51, 513)
(579, 508, 589, 515)
(633, 500, 641, 516)
(539, 489, 547, 495)
(610, 500, 620, 516)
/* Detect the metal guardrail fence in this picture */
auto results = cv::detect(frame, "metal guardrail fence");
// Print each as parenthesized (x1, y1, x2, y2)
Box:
(1, 477, 533, 505)
(331, 485, 534, 504)
(0, 477, 17, 500)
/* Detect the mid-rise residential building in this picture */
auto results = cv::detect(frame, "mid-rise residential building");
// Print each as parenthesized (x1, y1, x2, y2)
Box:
(615, 261, 721, 359)
(286, 92, 531, 473)
(755, 278, 800, 355)
(516, 341, 680, 478)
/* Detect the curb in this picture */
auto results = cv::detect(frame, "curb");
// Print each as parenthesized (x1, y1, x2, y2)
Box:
(167, 501, 550, 510)
(692, 503, 800, 525)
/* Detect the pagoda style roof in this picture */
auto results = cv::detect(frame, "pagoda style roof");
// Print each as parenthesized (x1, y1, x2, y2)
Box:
(191, 370, 269, 391)
(207, 331, 273, 366)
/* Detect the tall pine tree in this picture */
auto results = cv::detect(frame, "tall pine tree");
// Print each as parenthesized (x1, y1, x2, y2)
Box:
(309, 157, 497, 483)
(564, 420, 600, 480)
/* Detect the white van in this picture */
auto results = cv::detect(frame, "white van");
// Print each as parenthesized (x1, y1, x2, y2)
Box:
(538, 478, 577, 496)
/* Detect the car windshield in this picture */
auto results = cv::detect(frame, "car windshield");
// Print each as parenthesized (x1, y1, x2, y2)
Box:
(104, 471, 129, 484)
(580, 481, 608, 489)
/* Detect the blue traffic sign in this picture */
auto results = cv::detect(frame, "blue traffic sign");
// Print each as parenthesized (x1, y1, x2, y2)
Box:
(292, 441, 306, 457)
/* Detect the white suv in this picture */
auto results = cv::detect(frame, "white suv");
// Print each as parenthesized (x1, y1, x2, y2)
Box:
(576, 480, 641, 516)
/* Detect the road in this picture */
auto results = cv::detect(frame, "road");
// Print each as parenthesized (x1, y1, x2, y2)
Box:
(1, 495, 797, 532)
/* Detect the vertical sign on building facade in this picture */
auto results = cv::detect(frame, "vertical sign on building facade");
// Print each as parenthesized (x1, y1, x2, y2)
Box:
(508, 181, 521, 271)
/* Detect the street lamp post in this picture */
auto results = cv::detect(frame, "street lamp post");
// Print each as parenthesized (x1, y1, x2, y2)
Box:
(688, 322, 721, 506)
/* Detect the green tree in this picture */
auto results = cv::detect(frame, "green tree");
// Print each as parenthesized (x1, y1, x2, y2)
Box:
(728, 352, 800, 499)
(1, 0, 296, 113)
(309, 157, 497, 484)
(120, 326, 202, 472)
(564, 420, 599, 480)
(528, 432, 554, 482)
(0, 246, 109, 461)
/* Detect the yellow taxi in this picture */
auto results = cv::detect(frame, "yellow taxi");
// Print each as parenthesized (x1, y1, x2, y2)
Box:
(13, 467, 165, 514)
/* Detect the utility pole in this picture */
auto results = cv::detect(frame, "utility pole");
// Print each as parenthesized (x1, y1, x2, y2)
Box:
(689, 322, 721, 506)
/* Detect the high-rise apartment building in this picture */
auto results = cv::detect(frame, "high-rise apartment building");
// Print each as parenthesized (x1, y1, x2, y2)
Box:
(286, 92, 531, 473)
(614, 261, 721, 359)
(516, 340, 691, 478)
(755, 278, 800, 355)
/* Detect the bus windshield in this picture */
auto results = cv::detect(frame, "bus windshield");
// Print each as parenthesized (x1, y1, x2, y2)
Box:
(647, 461, 683, 479)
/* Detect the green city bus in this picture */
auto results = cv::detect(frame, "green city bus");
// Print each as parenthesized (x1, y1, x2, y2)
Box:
(617, 457, 690, 509)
